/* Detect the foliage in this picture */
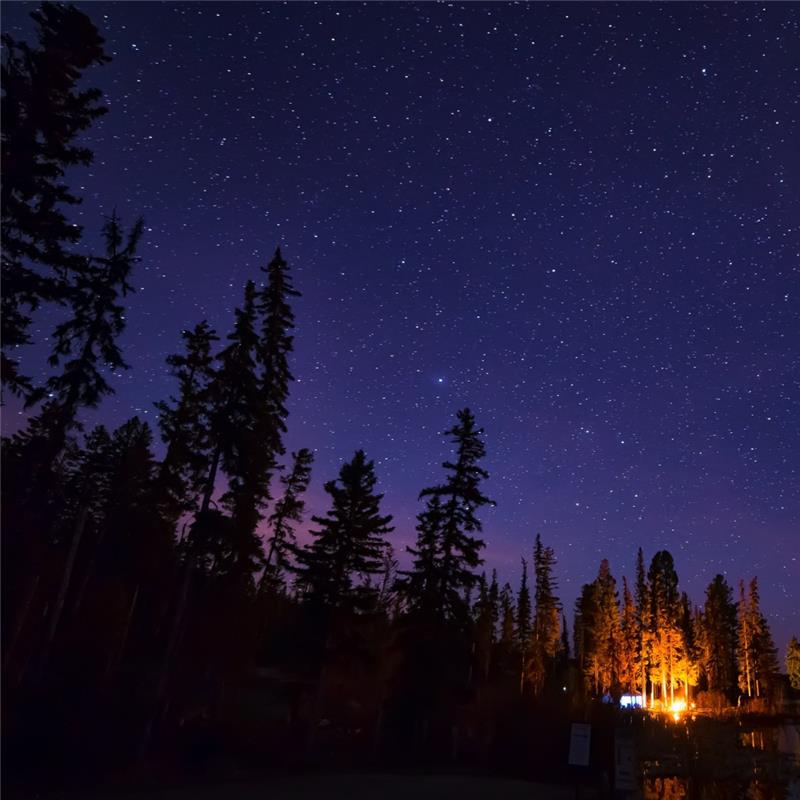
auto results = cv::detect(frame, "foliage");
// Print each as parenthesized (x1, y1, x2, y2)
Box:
(1, 2, 110, 397)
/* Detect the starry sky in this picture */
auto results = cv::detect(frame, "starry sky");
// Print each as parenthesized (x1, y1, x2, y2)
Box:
(4, 3, 799, 652)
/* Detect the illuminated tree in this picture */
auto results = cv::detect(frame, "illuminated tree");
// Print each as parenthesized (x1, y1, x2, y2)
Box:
(648, 550, 681, 706)
(593, 559, 621, 696)
(635, 547, 651, 706)
(787, 636, 800, 691)
(619, 576, 638, 696)
(574, 581, 597, 692)
(737, 577, 778, 699)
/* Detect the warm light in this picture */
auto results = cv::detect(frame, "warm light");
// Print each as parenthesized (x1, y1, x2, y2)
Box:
(669, 699, 687, 721)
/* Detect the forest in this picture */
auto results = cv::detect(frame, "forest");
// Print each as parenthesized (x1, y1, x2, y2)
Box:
(2, 3, 798, 790)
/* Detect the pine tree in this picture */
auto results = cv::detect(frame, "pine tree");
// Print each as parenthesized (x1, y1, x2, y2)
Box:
(1, 2, 110, 397)
(559, 614, 570, 663)
(737, 577, 778, 699)
(473, 569, 499, 680)
(154, 321, 219, 527)
(592, 559, 621, 697)
(44, 212, 144, 450)
(216, 280, 272, 573)
(648, 550, 681, 706)
(295, 450, 393, 611)
(399, 496, 445, 617)
(499, 582, 515, 649)
(635, 547, 650, 707)
(417, 408, 494, 624)
(516, 557, 531, 693)
(530, 534, 561, 693)
(260, 448, 314, 593)
(698, 575, 737, 697)
(619, 576, 638, 696)
(256, 247, 300, 459)
(677, 592, 699, 704)
(574, 582, 598, 692)
(787, 636, 800, 691)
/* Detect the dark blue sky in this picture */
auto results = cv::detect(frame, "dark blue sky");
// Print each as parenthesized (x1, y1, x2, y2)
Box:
(5, 3, 799, 652)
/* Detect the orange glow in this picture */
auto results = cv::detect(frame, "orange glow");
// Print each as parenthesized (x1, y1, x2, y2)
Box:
(669, 699, 687, 721)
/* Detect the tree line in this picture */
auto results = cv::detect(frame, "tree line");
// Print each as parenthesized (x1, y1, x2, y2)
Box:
(1, 2, 794, 781)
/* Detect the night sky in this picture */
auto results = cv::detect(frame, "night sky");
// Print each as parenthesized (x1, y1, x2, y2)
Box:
(5, 3, 799, 652)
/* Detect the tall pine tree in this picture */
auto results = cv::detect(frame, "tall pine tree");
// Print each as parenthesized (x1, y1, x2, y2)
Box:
(295, 450, 393, 611)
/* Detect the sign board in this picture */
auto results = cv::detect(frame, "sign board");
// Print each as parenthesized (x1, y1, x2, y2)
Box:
(614, 728, 637, 792)
(568, 722, 591, 766)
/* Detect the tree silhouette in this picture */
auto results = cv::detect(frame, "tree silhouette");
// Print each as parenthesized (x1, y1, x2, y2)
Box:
(44, 212, 144, 451)
(697, 575, 737, 698)
(648, 550, 682, 706)
(260, 447, 314, 593)
(1, 2, 110, 397)
(155, 321, 219, 527)
(530, 534, 561, 693)
(417, 408, 494, 624)
(516, 557, 531, 693)
(295, 450, 393, 611)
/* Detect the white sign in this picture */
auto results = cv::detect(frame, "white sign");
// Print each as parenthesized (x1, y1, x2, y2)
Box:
(568, 722, 591, 766)
(614, 729, 637, 792)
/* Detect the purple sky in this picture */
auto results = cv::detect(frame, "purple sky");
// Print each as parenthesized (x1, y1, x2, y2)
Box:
(4, 3, 798, 656)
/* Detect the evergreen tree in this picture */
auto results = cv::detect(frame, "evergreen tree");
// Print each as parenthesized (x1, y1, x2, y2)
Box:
(154, 321, 219, 527)
(295, 450, 393, 611)
(473, 569, 499, 680)
(675, 592, 699, 705)
(216, 280, 271, 573)
(787, 636, 800, 691)
(1, 2, 110, 397)
(499, 581, 516, 649)
(44, 212, 144, 450)
(648, 550, 682, 706)
(559, 613, 570, 663)
(698, 575, 738, 697)
(417, 408, 494, 624)
(260, 448, 314, 592)
(737, 577, 778, 699)
(574, 582, 597, 691)
(634, 547, 651, 706)
(256, 247, 300, 459)
(592, 558, 621, 697)
(619, 576, 638, 696)
(399, 496, 445, 617)
(516, 557, 531, 692)
(530, 534, 561, 693)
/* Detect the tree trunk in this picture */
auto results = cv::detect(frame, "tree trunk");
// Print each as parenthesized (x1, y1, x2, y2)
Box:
(105, 584, 139, 685)
(139, 445, 221, 762)
(4, 574, 39, 674)
(36, 503, 89, 682)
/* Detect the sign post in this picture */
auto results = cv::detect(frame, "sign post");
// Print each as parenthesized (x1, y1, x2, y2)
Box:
(568, 722, 591, 767)
(614, 727, 637, 797)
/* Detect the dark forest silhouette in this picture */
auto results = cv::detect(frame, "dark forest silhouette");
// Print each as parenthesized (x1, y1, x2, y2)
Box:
(1, 3, 795, 789)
